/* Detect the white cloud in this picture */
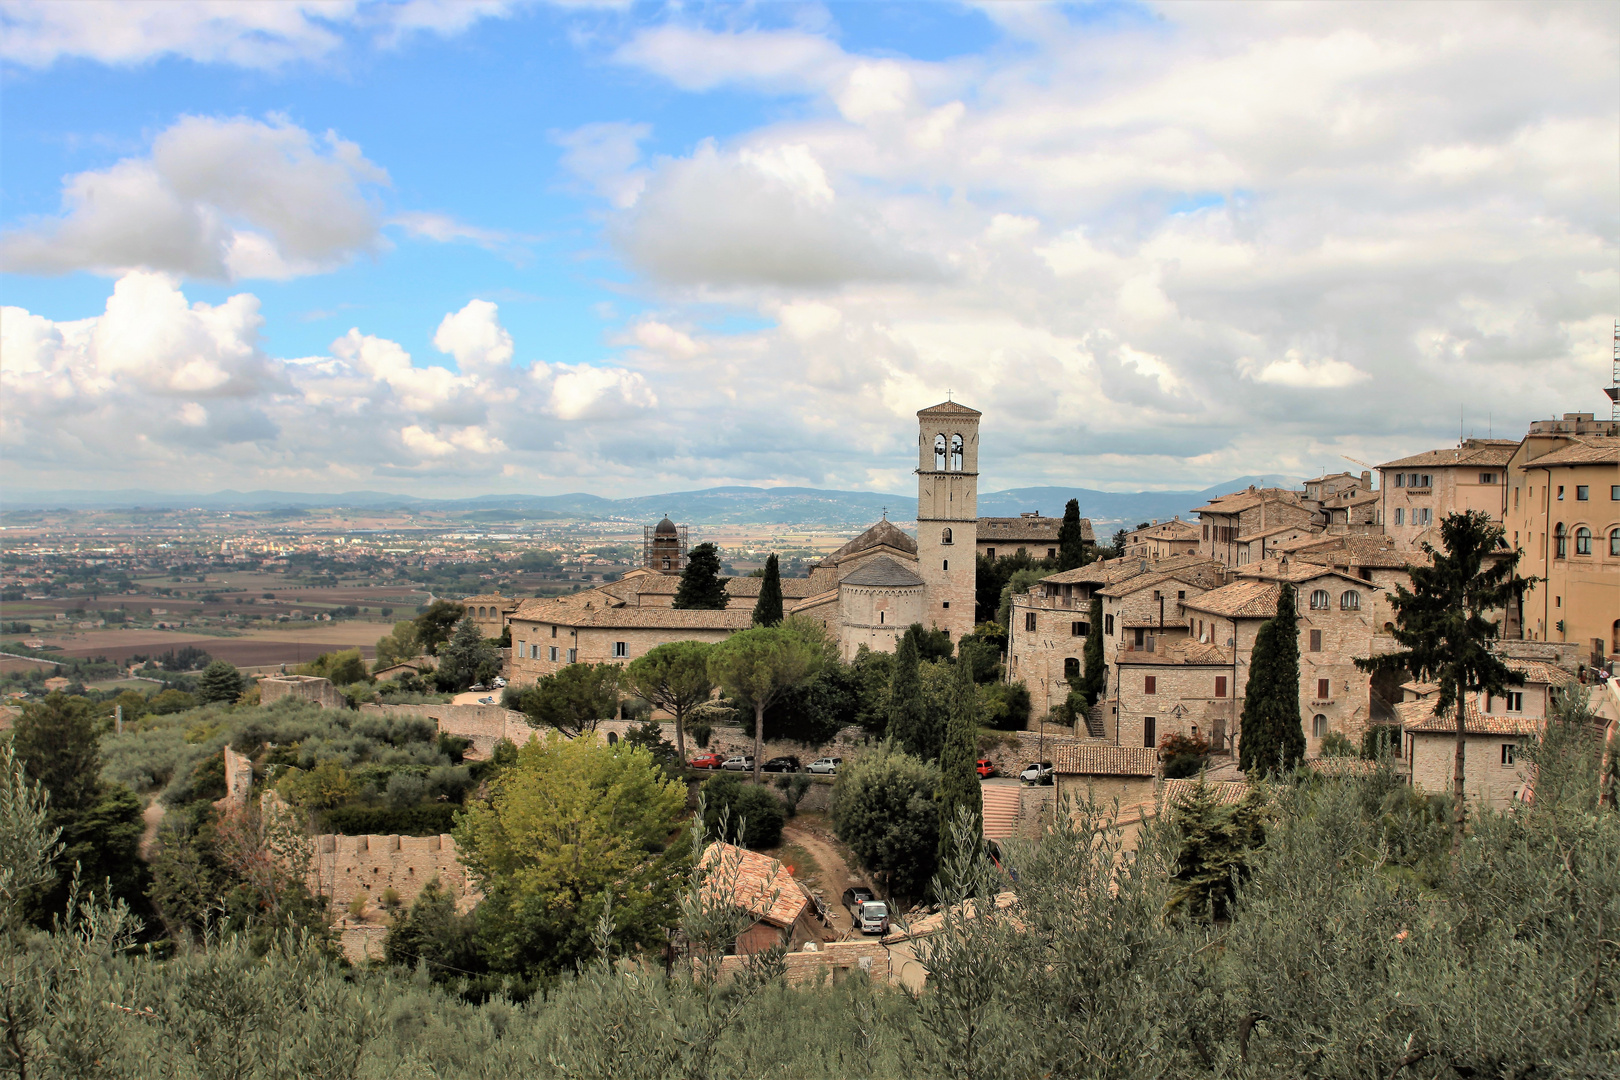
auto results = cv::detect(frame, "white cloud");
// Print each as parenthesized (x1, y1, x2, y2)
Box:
(548, 364, 656, 420)
(434, 300, 515, 374)
(554, 121, 652, 208)
(612, 25, 847, 93)
(0, 0, 527, 69)
(1241, 352, 1371, 389)
(1, 115, 388, 281)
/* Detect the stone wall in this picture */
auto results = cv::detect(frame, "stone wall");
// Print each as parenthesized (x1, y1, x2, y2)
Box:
(217, 746, 254, 811)
(1496, 639, 1581, 670)
(716, 938, 891, 987)
(309, 832, 477, 912)
(358, 702, 535, 760)
(260, 675, 346, 709)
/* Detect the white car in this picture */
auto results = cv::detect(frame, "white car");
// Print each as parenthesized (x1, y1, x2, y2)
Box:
(493, 676, 507, 688)
(807, 757, 841, 775)
(1019, 761, 1054, 785)
(721, 755, 754, 771)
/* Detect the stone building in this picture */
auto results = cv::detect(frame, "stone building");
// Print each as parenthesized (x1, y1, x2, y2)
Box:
(260, 674, 346, 709)
(1120, 518, 1199, 560)
(977, 511, 1094, 561)
(1112, 638, 1236, 751)
(1501, 415, 1619, 664)
(644, 517, 688, 572)
(699, 842, 825, 956)
(506, 400, 988, 681)
(1192, 487, 1320, 566)
(1376, 439, 1517, 551)
(460, 593, 513, 637)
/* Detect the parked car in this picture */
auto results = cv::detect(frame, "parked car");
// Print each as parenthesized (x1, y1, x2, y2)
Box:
(807, 757, 842, 775)
(688, 752, 725, 770)
(721, 755, 754, 771)
(492, 676, 507, 688)
(762, 756, 802, 773)
(1019, 761, 1054, 785)
(842, 887, 890, 935)
(975, 758, 996, 779)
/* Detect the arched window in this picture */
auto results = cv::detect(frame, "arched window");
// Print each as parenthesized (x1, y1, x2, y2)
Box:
(1312, 714, 1328, 738)
(1064, 657, 1080, 679)
(1574, 527, 1592, 555)
(1310, 589, 1331, 610)
(478, 606, 487, 618)
(941, 527, 953, 545)
(606, 731, 618, 746)
(934, 433, 947, 470)
(1611, 528, 1620, 557)
(1554, 523, 1566, 558)
(950, 433, 963, 471)
(1340, 591, 1360, 611)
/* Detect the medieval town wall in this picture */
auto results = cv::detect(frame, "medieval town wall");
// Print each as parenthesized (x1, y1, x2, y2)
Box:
(260, 675, 347, 709)
(358, 702, 535, 759)
(310, 832, 477, 914)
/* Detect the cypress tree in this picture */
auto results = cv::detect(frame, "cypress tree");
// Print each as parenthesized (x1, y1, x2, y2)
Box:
(1238, 583, 1306, 776)
(886, 630, 927, 757)
(672, 542, 728, 610)
(752, 553, 784, 626)
(936, 657, 983, 867)
(1081, 597, 1105, 706)
(1057, 498, 1088, 571)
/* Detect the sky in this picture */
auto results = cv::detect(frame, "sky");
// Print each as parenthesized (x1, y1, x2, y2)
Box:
(2, 1, 1616, 499)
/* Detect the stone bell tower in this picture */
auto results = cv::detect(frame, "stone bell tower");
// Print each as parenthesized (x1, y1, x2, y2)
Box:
(915, 400, 981, 645)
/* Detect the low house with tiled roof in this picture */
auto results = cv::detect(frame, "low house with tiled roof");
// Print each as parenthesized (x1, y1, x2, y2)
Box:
(1376, 438, 1518, 552)
(1111, 637, 1238, 753)
(976, 511, 1094, 562)
(699, 842, 825, 956)
(1051, 744, 1161, 820)
(1192, 486, 1321, 567)
(1121, 518, 1199, 561)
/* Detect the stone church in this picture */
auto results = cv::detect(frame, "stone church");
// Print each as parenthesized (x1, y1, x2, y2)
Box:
(505, 400, 984, 681)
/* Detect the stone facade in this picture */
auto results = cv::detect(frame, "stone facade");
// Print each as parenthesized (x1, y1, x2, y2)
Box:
(460, 594, 513, 638)
(717, 938, 891, 988)
(1192, 487, 1320, 567)
(1376, 439, 1516, 551)
(1112, 641, 1235, 751)
(259, 674, 346, 709)
(976, 511, 1093, 561)
(358, 702, 535, 759)
(311, 832, 475, 914)
(1121, 518, 1199, 560)
(915, 401, 981, 645)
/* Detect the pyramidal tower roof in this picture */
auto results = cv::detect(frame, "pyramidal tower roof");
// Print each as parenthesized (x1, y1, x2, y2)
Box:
(819, 518, 918, 566)
(917, 400, 982, 418)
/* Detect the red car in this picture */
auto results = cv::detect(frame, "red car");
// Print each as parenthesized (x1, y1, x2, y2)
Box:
(688, 752, 725, 770)
(976, 758, 996, 779)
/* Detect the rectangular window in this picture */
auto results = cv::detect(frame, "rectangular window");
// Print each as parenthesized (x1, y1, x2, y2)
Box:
(942, 601, 950, 609)
(517, 641, 525, 658)
(1394, 473, 1405, 488)
(1134, 628, 1145, 648)
(1145, 675, 1157, 694)
(1215, 676, 1227, 698)
(1419, 508, 1432, 525)
(612, 641, 628, 658)
(1025, 612, 1037, 632)
(551, 625, 558, 638)
(1309, 629, 1322, 652)
(1576, 485, 1589, 501)
(547, 646, 557, 662)
(1479, 472, 1496, 484)
(1557, 485, 1565, 500)
(1317, 678, 1330, 700)
(1071, 621, 1085, 636)
(1421, 474, 1431, 487)
(1506, 691, 1524, 712)
(1394, 508, 1404, 525)
(1612, 486, 1620, 501)
(1143, 717, 1156, 748)
(1105, 614, 1114, 635)
(1202, 524, 1209, 539)
(1501, 744, 1516, 766)
(986, 547, 996, 559)
(1177, 590, 1186, 600)
(1047, 548, 1056, 559)
(567, 648, 577, 663)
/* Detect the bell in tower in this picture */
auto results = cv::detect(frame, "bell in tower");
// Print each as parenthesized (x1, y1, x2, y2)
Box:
(914, 400, 981, 645)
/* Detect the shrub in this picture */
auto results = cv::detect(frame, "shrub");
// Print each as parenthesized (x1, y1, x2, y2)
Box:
(701, 772, 785, 848)
(1319, 730, 1356, 758)
(324, 802, 460, 836)
(1159, 732, 1209, 780)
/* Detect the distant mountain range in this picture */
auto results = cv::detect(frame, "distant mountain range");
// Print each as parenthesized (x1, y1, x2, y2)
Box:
(1, 476, 1303, 530)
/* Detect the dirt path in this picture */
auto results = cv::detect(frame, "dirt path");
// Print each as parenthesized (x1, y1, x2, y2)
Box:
(781, 816, 871, 939)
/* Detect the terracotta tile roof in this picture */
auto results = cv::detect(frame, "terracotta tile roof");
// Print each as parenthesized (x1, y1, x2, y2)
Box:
(1377, 440, 1519, 469)
(1401, 680, 1441, 698)
(1190, 488, 1304, 516)
(699, 842, 810, 928)
(978, 515, 1095, 543)
(509, 591, 753, 630)
(1396, 698, 1542, 736)
(1115, 638, 1230, 666)
(1232, 558, 1376, 587)
(1161, 778, 1249, 807)
(1182, 579, 1279, 619)
(717, 575, 822, 599)
(817, 519, 918, 567)
(1129, 519, 1199, 541)
(840, 555, 926, 587)
(881, 891, 1017, 944)
(1522, 436, 1620, 467)
(1097, 567, 1214, 599)
(1305, 757, 1381, 776)
(1038, 554, 1222, 590)
(1237, 523, 1318, 542)
(1051, 744, 1159, 776)
(1505, 659, 1579, 687)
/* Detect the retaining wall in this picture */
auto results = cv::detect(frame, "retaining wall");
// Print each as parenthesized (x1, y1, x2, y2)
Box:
(261, 675, 346, 709)
(716, 938, 891, 987)
(359, 702, 535, 759)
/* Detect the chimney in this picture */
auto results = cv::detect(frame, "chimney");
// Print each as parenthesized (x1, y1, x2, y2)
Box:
(1360, 470, 1371, 489)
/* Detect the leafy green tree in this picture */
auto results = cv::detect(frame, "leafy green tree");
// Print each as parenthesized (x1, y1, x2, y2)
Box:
(11, 693, 148, 925)
(885, 629, 927, 756)
(996, 568, 1045, 627)
(373, 619, 421, 669)
(1108, 528, 1129, 558)
(299, 649, 368, 686)
(413, 600, 467, 655)
(1057, 498, 1089, 571)
(751, 553, 784, 627)
(623, 640, 714, 763)
(435, 616, 501, 691)
(197, 659, 245, 704)
(978, 681, 1031, 730)
(700, 772, 785, 849)
(1355, 509, 1535, 838)
(516, 662, 621, 736)
(456, 732, 687, 978)
(1081, 596, 1106, 706)
(1239, 583, 1306, 776)
(382, 876, 481, 982)
(0, 743, 62, 927)
(936, 659, 983, 867)
(708, 624, 824, 783)
(957, 623, 1006, 684)
(673, 542, 728, 610)
(849, 645, 895, 735)
(831, 741, 941, 902)
(762, 661, 859, 745)
(148, 687, 198, 715)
